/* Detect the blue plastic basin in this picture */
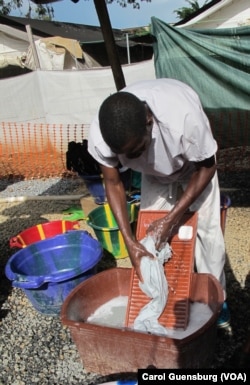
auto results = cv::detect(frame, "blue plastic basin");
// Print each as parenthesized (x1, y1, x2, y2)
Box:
(5, 230, 103, 316)
(79, 169, 132, 205)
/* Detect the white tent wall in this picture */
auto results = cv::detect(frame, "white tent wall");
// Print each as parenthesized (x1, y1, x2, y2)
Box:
(0, 59, 155, 151)
(38, 68, 118, 124)
(0, 71, 44, 122)
(0, 59, 155, 124)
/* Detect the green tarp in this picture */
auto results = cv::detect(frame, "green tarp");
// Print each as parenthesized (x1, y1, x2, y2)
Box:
(151, 18, 250, 149)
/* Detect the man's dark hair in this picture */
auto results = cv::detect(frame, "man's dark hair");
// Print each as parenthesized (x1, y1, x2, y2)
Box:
(98, 91, 147, 152)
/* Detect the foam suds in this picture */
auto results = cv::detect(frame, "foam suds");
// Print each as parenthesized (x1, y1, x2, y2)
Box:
(87, 296, 214, 338)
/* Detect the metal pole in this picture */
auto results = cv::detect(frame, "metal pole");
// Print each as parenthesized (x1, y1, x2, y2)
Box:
(126, 33, 131, 64)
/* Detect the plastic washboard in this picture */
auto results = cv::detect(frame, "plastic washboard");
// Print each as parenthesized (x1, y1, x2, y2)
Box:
(125, 210, 198, 330)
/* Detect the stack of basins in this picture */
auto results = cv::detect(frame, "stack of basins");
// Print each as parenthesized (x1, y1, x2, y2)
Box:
(5, 220, 103, 316)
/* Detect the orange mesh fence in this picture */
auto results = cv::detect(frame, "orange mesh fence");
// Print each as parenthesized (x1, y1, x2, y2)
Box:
(0, 120, 249, 180)
(0, 122, 89, 179)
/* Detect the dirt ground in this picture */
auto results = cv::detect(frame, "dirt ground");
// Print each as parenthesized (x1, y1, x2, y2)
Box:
(0, 185, 249, 369)
(1, 191, 248, 280)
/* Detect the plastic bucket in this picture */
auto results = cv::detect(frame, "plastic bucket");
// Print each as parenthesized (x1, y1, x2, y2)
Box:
(80, 175, 106, 205)
(5, 230, 103, 316)
(80, 169, 132, 205)
(9, 220, 80, 248)
(87, 203, 138, 259)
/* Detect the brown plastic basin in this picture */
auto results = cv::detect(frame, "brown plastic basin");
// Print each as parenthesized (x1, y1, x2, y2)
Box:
(61, 267, 223, 374)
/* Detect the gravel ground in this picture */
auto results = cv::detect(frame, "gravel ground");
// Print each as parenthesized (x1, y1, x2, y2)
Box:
(0, 172, 249, 384)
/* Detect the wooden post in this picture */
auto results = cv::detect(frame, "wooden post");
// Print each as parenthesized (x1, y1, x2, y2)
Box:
(25, 24, 41, 70)
(93, 0, 126, 91)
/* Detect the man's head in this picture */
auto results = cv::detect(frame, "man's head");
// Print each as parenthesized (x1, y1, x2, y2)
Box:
(99, 92, 151, 158)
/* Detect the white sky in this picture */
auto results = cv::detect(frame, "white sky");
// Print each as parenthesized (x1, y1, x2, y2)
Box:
(12, 0, 206, 29)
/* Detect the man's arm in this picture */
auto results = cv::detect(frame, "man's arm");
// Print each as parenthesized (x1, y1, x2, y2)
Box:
(147, 155, 217, 249)
(100, 164, 155, 281)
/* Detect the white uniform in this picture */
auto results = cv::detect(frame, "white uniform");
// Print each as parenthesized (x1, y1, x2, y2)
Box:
(88, 79, 226, 294)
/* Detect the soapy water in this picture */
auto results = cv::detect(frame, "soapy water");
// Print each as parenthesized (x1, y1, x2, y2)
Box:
(87, 296, 213, 339)
(87, 296, 128, 328)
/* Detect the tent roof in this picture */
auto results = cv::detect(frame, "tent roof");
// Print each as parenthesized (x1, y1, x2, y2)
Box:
(0, 23, 41, 41)
(0, 14, 125, 44)
(174, 0, 223, 26)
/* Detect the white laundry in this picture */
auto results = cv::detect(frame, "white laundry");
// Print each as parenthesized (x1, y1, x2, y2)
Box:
(133, 235, 172, 336)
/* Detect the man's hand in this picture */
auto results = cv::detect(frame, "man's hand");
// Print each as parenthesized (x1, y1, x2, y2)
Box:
(126, 240, 156, 282)
(146, 156, 217, 250)
(146, 216, 179, 251)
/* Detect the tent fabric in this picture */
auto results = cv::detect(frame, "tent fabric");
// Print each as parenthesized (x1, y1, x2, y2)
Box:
(151, 18, 250, 148)
(0, 23, 40, 45)
(0, 26, 31, 68)
(0, 59, 155, 125)
(0, 25, 97, 71)
(0, 53, 25, 68)
(24, 38, 85, 71)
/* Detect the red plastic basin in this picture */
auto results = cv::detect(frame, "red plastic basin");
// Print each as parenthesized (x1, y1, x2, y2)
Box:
(9, 220, 80, 248)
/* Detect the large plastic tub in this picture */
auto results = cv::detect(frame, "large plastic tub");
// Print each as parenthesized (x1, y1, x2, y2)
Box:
(61, 267, 223, 374)
(86, 203, 139, 259)
(9, 220, 79, 248)
(5, 231, 103, 316)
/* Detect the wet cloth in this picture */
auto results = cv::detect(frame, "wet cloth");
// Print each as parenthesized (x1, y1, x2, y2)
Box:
(133, 236, 172, 336)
